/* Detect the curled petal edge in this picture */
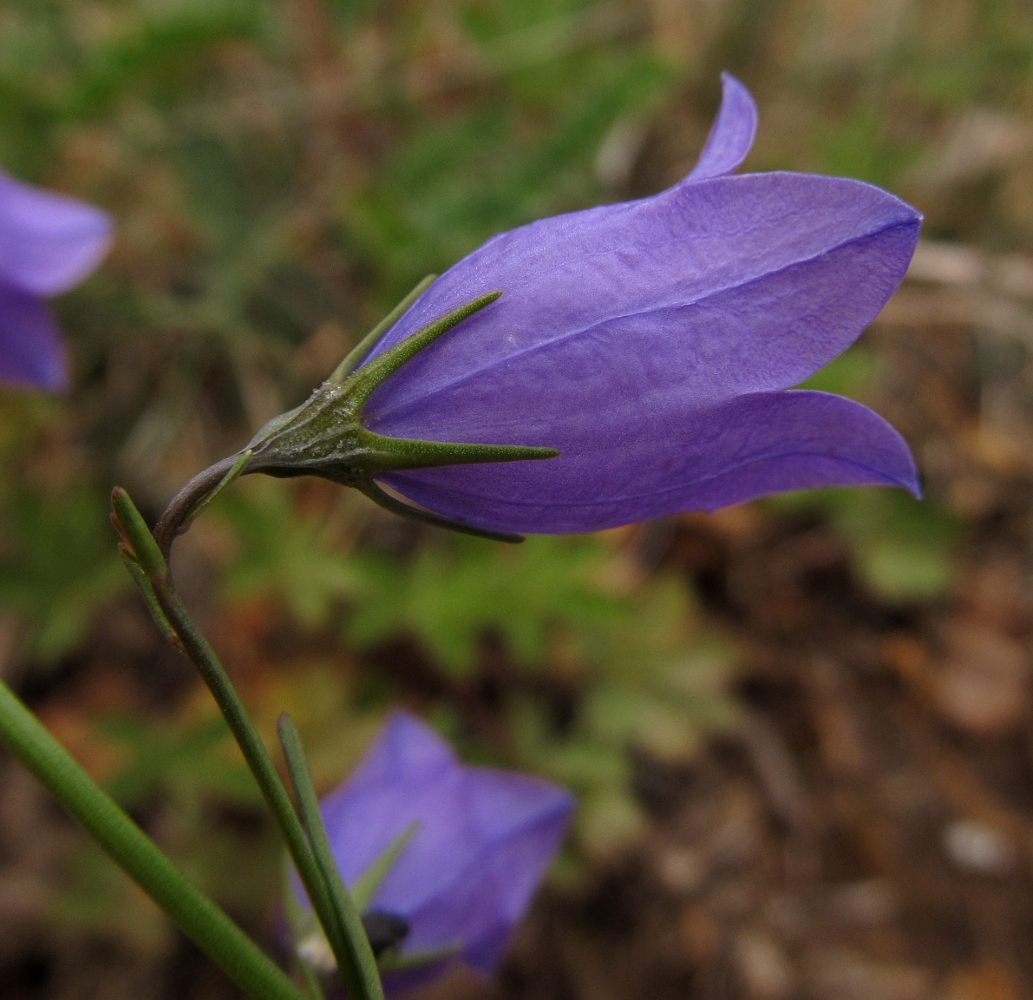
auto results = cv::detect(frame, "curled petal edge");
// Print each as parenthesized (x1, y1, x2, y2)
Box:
(685, 72, 759, 182)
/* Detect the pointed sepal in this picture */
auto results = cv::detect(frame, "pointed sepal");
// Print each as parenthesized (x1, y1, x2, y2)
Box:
(356, 479, 526, 543)
(344, 290, 502, 409)
(329, 275, 437, 385)
(234, 288, 559, 540)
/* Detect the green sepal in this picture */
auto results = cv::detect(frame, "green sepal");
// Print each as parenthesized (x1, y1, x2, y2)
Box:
(351, 823, 419, 913)
(329, 275, 437, 385)
(358, 432, 559, 472)
(356, 480, 526, 543)
(344, 291, 502, 409)
(245, 291, 511, 483)
(156, 284, 559, 552)
(226, 287, 560, 542)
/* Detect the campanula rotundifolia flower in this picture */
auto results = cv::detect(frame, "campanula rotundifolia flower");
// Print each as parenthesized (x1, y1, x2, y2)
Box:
(352, 74, 923, 535)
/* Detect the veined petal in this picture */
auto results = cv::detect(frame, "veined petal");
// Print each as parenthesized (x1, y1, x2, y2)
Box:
(377, 391, 920, 535)
(685, 72, 758, 181)
(0, 169, 113, 296)
(363, 172, 920, 427)
(0, 281, 68, 390)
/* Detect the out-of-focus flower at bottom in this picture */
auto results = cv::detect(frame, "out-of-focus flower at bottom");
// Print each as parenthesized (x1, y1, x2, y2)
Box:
(0, 168, 112, 390)
(288, 711, 574, 993)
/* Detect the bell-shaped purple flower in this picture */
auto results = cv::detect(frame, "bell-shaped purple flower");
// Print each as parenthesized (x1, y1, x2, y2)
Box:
(307, 711, 573, 987)
(355, 74, 923, 535)
(0, 168, 113, 390)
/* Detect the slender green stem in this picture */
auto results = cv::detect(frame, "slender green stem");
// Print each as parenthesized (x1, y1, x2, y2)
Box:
(181, 449, 253, 529)
(116, 487, 379, 992)
(153, 455, 240, 562)
(118, 550, 182, 650)
(278, 714, 385, 1000)
(0, 680, 308, 1000)
(146, 572, 361, 980)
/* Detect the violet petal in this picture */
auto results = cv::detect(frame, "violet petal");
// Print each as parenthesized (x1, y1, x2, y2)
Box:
(362, 172, 919, 429)
(685, 72, 758, 181)
(0, 169, 113, 297)
(378, 391, 920, 535)
(0, 281, 69, 390)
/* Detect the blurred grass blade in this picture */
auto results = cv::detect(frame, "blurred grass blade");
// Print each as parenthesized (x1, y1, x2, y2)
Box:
(277, 713, 385, 1000)
(0, 680, 308, 1000)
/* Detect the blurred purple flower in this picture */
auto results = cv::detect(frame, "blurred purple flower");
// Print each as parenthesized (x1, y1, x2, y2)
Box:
(360, 74, 923, 534)
(0, 168, 113, 390)
(310, 711, 573, 988)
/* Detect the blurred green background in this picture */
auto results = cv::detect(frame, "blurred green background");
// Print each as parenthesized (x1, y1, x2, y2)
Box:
(3, 0, 1033, 996)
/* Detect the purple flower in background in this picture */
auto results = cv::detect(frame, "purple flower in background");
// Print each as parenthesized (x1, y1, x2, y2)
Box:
(0, 168, 113, 390)
(355, 74, 923, 535)
(303, 712, 573, 988)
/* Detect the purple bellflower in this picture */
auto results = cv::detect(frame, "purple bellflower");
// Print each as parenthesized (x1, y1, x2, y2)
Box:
(187, 72, 923, 547)
(0, 168, 113, 390)
(350, 73, 923, 535)
(290, 712, 574, 990)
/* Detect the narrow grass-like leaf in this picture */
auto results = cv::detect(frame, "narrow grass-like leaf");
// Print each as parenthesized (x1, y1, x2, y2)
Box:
(277, 714, 385, 1000)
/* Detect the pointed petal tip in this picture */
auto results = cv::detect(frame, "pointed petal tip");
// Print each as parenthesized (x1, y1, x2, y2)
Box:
(381, 709, 458, 762)
(686, 72, 759, 182)
(704, 391, 923, 512)
(718, 71, 752, 104)
(899, 465, 923, 501)
(871, 456, 921, 499)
